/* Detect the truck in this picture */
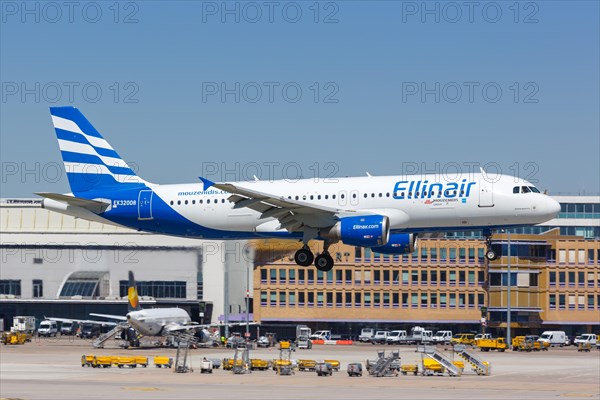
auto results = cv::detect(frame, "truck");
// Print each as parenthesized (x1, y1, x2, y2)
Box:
(60, 321, 78, 336)
(310, 330, 340, 341)
(358, 328, 375, 343)
(432, 330, 453, 344)
(296, 325, 312, 349)
(538, 331, 566, 347)
(476, 337, 507, 352)
(11, 316, 36, 337)
(386, 330, 407, 345)
(406, 326, 433, 345)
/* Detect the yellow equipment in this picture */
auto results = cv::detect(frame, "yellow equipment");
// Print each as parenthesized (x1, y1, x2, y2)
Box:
(298, 359, 317, 371)
(81, 355, 95, 367)
(400, 364, 419, 375)
(476, 337, 507, 352)
(94, 356, 113, 368)
(2, 332, 27, 345)
(451, 333, 476, 346)
(116, 356, 137, 368)
(250, 359, 270, 370)
(323, 359, 340, 371)
(153, 356, 173, 368)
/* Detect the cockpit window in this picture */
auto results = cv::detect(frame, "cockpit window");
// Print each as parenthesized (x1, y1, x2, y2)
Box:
(513, 186, 519, 194)
(521, 186, 531, 193)
(529, 186, 540, 193)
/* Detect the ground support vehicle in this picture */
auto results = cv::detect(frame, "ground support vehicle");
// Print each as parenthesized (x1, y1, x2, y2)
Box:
(135, 356, 148, 367)
(401, 364, 419, 375)
(347, 363, 363, 377)
(249, 359, 270, 370)
(94, 356, 113, 368)
(578, 342, 592, 352)
(476, 338, 507, 352)
(324, 359, 340, 371)
(153, 356, 173, 368)
(315, 362, 333, 376)
(2, 332, 27, 345)
(451, 333, 476, 346)
(298, 359, 317, 371)
(200, 359, 213, 373)
(81, 355, 95, 367)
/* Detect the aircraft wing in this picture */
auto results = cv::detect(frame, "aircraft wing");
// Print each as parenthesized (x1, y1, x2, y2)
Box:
(89, 313, 128, 321)
(199, 177, 359, 231)
(45, 316, 118, 326)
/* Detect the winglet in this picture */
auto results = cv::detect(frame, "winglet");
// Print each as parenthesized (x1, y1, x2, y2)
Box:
(199, 176, 215, 191)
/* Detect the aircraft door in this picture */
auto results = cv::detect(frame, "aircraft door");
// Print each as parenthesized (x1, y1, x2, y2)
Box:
(138, 190, 154, 220)
(478, 179, 494, 207)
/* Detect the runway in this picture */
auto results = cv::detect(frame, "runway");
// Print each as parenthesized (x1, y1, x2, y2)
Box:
(1, 337, 599, 400)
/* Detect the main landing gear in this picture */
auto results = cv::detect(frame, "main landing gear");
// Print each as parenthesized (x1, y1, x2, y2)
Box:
(484, 232, 498, 261)
(294, 244, 334, 272)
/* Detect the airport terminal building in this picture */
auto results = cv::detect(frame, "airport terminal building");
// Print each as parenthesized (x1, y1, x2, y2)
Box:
(1, 196, 598, 337)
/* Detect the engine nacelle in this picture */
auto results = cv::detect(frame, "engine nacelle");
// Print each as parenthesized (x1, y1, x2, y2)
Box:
(322, 215, 390, 247)
(370, 233, 417, 255)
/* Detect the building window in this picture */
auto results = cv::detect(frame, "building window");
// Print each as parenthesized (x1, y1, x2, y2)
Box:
(468, 271, 475, 285)
(318, 270, 324, 285)
(459, 271, 465, 286)
(119, 280, 186, 299)
(412, 271, 418, 285)
(440, 293, 447, 308)
(326, 292, 333, 307)
(364, 292, 371, 307)
(364, 271, 371, 284)
(0, 280, 21, 296)
(440, 248, 447, 261)
(431, 292, 438, 308)
(260, 269, 267, 284)
(449, 271, 456, 286)
(577, 271, 585, 287)
(354, 271, 361, 285)
(468, 293, 474, 308)
(459, 293, 465, 308)
(279, 269, 287, 284)
(335, 270, 343, 285)
(392, 293, 399, 308)
(559, 294, 566, 309)
(307, 270, 314, 285)
(345, 292, 352, 308)
(529, 273, 539, 287)
(421, 270, 428, 285)
(440, 271, 447, 285)
(420, 293, 427, 307)
(336, 292, 343, 308)
(298, 269, 305, 284)
(549, 271, 556, 287)
(588, 272, 596, 287)
(298, 292, 305, 307)
(449, 293, 456, 308)
(289, 292, 296, 306)
(392, 270, 400, 284)
(345, 270, 352, 284)
(430, 270, 438, 285)
(270, 269, 277, 284)
(374, 292, 380, 307)
(568, 271, 575, 287)
(288, 269, 296, 284)
(477, 293, 484, 306)
(260, 291, 267, 306)
(32, 279, 43, 298)
(307, 292, 314, 307)
(402, 292, 408, 308)
(317, 292, 324, 307)
(588, 294, 595, 309)
(549, 294, 556, 309)
(354, 292, 361, 307)
(383, 293, 390, 308)
(383, 270, 390, 285)
(411, 293, 418, 307)
(270, 292, 277, 306)
(374, 270, 381, 285)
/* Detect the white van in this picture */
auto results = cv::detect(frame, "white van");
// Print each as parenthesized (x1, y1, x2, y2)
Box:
(386, 330, 407, 345)
(574, 333, 597, 346)
(37, 320, 58, 337)
(538, 331, 566, 347)
(432, 330, 453, 344)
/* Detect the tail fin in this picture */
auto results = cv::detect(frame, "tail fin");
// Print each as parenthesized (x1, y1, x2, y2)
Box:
(49, 106, 149, 195)
(127, 271, 141, 312)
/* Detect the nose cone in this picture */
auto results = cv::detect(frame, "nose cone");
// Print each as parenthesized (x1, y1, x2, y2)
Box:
(545, 197, 561, 218)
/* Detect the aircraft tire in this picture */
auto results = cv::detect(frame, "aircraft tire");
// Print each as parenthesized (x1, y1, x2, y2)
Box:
(294, 248, 314, 267)
(315, 253, 334, 272)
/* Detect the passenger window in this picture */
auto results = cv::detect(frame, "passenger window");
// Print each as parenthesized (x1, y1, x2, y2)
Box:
(170, 201, 174, 205)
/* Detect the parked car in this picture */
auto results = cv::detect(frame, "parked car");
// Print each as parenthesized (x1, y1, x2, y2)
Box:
(574, 334, 597, 346)
(79, 323, 101, 339)
(60, 321, 78, 336)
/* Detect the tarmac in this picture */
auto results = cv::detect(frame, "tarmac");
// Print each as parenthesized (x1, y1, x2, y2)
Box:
(1, 336, 599, 400)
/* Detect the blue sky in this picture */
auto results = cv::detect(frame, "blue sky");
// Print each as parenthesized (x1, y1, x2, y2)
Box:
(1, 1, 598, 197)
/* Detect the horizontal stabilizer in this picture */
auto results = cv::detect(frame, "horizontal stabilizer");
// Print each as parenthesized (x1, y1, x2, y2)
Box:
(36, 192, 110, 214)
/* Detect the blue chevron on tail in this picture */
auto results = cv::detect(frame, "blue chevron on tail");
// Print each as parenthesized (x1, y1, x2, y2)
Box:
(50, 106, 148, 195)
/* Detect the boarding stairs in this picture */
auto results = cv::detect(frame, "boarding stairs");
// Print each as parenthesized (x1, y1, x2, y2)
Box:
(172, 332, 198, 373)
(454, 345, 491, 375)
(232, 345, 251, 374)
(418, 345, 462, 377)
(92, 324, 127, 348)
(369, 350, 400, 377)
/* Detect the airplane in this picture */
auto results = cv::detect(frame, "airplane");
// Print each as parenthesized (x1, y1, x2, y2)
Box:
(48, 271, 207, 348)
(38, 106, 561, 271)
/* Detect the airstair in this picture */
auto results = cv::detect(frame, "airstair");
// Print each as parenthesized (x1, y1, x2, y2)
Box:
(92, 324, 126, 348)
(417, 345, 462, 377)
(454, 345, 491, 375)
(172, 332, 198, 373)
(368, 350, 400, 377)
(232, 345, 251, 374)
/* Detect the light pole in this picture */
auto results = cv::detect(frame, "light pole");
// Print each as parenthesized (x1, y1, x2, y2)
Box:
(506, 231, 512, 348)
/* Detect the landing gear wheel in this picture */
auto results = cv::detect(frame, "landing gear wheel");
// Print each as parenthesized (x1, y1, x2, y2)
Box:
(485, 249, 497, 261)
(315, 253, 334, 272)
(294, 248, 314, 267)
